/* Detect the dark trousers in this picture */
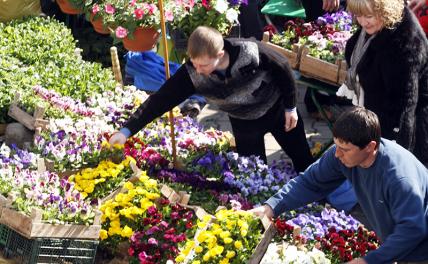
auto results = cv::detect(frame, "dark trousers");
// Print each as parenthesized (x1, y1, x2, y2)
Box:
(229, 100, 314, 172)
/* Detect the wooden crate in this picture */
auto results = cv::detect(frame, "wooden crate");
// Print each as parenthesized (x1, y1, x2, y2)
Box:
(337, 60, 348, 85)
(262, 32, 301, 70)
(248, 215, 277, 264)
(8, 92, 48, 131)
(299, 46, 345, 86)
(0, 205, 101, 240)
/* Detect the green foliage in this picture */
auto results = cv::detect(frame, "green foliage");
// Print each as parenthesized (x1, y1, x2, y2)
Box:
(0, 16, 117, 122)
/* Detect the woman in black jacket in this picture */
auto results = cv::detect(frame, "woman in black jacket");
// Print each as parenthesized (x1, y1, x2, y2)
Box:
(337, 0, 428, 167)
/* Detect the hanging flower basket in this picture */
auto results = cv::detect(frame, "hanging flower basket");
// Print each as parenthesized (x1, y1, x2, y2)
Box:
(90, 14, 110, 35)
(56, 0, 84, 15)
(122, 27, 160, 52)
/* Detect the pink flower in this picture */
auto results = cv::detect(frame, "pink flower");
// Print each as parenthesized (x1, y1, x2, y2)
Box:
(115, 26, 128, 38)
(148, 237, 158, 246)
(92, 4, 100, 14)
(144, 3, 157, 15)
(130, 0, 137, 6)
(105, 4, 116, 14)
(165, 10, 174, 22)
(134, 7, 145, 20)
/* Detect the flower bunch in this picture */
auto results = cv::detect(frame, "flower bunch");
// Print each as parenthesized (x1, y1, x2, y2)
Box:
(33, 85, 95, 117)
(10, 169, 95, 225)
(0, 143, 38, 169)
(171, 0, 246, 37)
(317, 226, 379, 263)
(261, 243, 331, 264)
(33, 130, 110, 172)
(123, 136, 169, 172)
(285, 206, 360, 240)
(68, 156, 135, 199)
(99, 173, 161, 246)
(128, 198, 197, 264)
(223, 153, 297, 204)
(271, 10, 355, 63)
(176, 209, 262, 263)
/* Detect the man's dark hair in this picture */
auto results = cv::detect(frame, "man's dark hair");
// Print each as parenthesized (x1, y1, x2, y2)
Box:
(332, 107, 381, 149)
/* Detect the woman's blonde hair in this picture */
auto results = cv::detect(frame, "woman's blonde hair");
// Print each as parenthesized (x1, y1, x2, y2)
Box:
(347, 0, 404, 28)
(187, 26, 224, 59)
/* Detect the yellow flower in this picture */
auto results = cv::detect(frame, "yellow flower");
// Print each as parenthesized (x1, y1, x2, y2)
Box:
(223, 237, 233, 244)
(220, 231, 230, 238)
(202, 252, 210, 262)
(99, 229, 108, 240)
(191, 261, 201, 264)
(240, 229, 248, 237)
(219, 258, 229, 264)
(234, 240, 243, 249)
(175, 254, 186, 263)
(124, 181, 134, 190)
(212, 245, 224, 255)
(145, 192, 160, 200)
(121, 225, 133, 238)
(226, 250, 236, 259)
(101, 141, 111, 149)
(195, 246, 203, 253)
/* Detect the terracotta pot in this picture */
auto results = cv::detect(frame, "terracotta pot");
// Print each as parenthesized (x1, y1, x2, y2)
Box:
(56, 0, 84, 15)
(122, 27, 160, 52)
(90, 14, 110, 35)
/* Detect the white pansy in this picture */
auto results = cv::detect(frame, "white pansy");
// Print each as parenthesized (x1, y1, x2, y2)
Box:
(214, 0, 228, 13)
(226, 8, 239, 23)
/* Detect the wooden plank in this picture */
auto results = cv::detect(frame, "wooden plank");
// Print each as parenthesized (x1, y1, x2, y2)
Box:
(299, 47, 341, 85)
(8, 104, 36, 130)
(338, 60, 347, 85)
(261, 32, 300, 70)
(0, 207, 102, 239)
(248, 215, 277, 264)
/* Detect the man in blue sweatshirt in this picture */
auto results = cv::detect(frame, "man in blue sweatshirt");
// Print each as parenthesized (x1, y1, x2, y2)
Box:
(251, 107, 428, 263)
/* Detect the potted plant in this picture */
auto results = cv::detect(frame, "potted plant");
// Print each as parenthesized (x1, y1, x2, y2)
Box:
(85, 1, 112, 34)
(56, 0, 85, 14)
(99, 0, 180, 51)
(170, 0, 245, 41)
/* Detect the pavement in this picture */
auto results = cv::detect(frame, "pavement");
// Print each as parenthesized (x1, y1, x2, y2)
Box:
(197, 84, 333, 164)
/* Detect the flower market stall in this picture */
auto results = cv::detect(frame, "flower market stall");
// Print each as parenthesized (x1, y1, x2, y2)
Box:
(0, 9, 383, 264)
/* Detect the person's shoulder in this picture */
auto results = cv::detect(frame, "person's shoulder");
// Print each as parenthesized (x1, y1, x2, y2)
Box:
(378, 138, 423, 169)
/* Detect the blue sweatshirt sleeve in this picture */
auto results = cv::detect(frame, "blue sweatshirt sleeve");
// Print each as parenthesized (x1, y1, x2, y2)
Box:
(364, 172, 427, 263)
(265, 147, 347, 217)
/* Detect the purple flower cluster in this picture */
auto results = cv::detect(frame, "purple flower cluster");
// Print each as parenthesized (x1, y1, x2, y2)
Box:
(286, 206, 360, 240)
(223, 152, 297, 204)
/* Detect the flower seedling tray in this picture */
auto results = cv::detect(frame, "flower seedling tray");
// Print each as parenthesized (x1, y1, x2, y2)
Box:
(0, 198, 101, 240)
(299, 46, 344, 86)
(262, 32, 301, 70)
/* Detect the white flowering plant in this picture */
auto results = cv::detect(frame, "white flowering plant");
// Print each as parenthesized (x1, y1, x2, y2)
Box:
(170, 0, 246, 37)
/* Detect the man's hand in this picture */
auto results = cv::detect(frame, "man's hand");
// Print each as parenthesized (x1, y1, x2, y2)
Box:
(248, 204, 274, 219)
(109, 132, 127, 146)
(285, 111, 298, 132)
(322, 0, 340, 12)
(346, 258, 367, 264)
(408, 0, 427, 13)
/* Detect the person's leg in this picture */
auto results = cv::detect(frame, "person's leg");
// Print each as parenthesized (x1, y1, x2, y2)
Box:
(229, 115, 268, 162)
(238, 0, 265, 40)
(269, 108, 314, 172)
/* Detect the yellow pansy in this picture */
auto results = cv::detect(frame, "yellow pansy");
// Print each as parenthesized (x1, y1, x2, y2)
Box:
(223, 237, 233, 244)
(175, 254, 185, 263)
(202, 252, 211, 262)
(226, 250, 236, 259)
(191, 261, 201, 264)
(124, 181, 134, 190)
(195, 246, 203, 253)
(234, 240, 243, 249)
(121, 225, 133, 238)
(99, 229, 108, 240)
(219, 258, 229, 264)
